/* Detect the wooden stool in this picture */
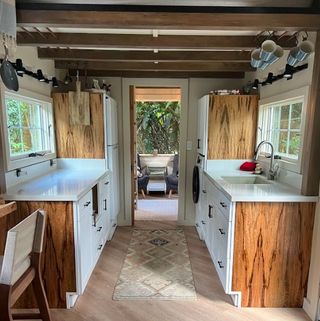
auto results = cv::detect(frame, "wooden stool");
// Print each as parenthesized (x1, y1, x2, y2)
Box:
(0, 207, 51, 321)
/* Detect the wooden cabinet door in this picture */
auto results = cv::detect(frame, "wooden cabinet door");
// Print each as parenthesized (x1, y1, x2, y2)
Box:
(207, 95, 258, 159)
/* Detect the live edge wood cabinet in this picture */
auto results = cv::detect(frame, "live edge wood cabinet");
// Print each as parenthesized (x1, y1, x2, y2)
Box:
(1, 173, 111, 309)
(53, 92, 105, 159)
(197, 94, 258, 160)
(197, 174, 315, 308)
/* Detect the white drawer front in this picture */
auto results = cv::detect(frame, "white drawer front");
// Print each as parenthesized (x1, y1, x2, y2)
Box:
(79, 190, 93, 216)
(211, 184, 231, 221)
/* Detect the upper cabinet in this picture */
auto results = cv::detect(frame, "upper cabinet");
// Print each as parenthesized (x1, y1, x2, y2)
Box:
(197, 94, 259, 160)
(53, 92, 105, 159)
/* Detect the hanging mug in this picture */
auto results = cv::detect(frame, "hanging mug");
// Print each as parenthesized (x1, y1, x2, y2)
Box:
(259, 40, 277, 62)
(296, 40, 314, 61)
(267, 45, 284, 64)
(287, 47, 299, 66)
(250, 48, 262, 68)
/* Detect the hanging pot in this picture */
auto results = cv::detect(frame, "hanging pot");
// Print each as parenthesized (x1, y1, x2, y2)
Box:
(0, 44, 19, 91)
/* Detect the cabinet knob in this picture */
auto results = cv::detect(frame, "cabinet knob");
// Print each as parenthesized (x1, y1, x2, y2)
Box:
(202, 189, 207, 194)
(104, 181, 109, 185)
(218, 228, 226, 235)
(84, 201, 91, 207)
(220, 202, 227, 208)
(98, 244, 103, 250)
(196, 223, 199, 227)
(112, 223, 117, 227)
(201, 220, 206, 225)
(218, 261, 224, 269)
(97, 226, 102, 232)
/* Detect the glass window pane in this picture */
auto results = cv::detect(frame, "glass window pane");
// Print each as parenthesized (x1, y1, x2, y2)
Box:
(271, 106, 280, 130)
(279, 131, 288, 154)
(20, 102, 32, 127)
(280, 105, 290, 129)
(289, 132, 301, 156)
(291, 102, 302, 130)
(9, 128, 23, 155)
(22, 129, 33, 152)
(6, 98, 20, 127)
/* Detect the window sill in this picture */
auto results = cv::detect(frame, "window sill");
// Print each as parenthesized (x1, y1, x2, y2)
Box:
(257, 155, 301, 174)
(6, 152, 56, 171)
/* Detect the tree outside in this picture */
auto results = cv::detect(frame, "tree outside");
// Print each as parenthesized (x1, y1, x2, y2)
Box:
(136, 101, 180, 154)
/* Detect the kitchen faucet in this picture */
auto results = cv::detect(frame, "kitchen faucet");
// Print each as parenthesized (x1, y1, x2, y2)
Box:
(253, 141, 279, 180)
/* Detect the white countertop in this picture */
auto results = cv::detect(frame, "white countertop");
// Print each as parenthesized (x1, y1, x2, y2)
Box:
(205, 169, 319, 203)
(1, 169, 108, 202)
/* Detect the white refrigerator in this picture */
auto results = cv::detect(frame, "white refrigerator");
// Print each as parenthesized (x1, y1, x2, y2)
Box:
(105, 96, 120, 240)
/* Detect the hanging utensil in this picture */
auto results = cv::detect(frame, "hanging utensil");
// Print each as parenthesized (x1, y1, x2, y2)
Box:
(0, 44, 19, 91)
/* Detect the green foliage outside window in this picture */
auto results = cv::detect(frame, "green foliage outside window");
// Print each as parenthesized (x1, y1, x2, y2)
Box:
(136, 101, 180, 154)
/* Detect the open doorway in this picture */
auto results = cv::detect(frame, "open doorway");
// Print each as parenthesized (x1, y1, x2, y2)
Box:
(132, 87, 181, 223)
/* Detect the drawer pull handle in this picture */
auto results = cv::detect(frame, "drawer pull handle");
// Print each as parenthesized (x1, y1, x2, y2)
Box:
(104, 181, 109, 185)
(220, 202, 227, 208)
(208, 205, 213, 218)
(97, 226, 102, 232)
(112, 223, 117, 227)
(84, 201, 91, 207)
(201, 220, 206, 225)
(197, 139, 200, 149)
(202, 189, 207, 194)
(196, 223, 199, 227)
(103, 199, 107, 211)
(218, 228, 226, 235)
(98, 244, 103, 250)
(218, 261, 224, 269)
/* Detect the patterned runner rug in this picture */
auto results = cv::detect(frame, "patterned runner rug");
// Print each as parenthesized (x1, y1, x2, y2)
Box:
(113, 229, 197, 300)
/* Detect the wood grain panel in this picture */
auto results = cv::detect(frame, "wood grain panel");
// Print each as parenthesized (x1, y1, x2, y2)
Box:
(53, 92, 105, 159)
(232, 202, 316, 307)
(207, 95, 258, 159)
(1, 201, 77, 308)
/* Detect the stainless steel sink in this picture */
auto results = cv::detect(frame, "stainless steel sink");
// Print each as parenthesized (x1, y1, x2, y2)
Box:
(221, 176, 271, 185)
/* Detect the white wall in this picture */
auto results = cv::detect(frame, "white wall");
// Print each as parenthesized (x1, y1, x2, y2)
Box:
(0, 46, 55, 193)
(246, 33, 320, 320)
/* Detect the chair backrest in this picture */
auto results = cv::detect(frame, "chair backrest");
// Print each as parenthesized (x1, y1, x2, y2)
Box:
(0, 210, 46, 286)
(172, 154, 179, 176)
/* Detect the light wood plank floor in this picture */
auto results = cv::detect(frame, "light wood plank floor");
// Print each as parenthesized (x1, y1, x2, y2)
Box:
(51, 221, 311, 321)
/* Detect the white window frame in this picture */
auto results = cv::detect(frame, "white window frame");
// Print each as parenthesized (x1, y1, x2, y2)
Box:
(257, 86, 309, 174)
(0, 87, 56, 171)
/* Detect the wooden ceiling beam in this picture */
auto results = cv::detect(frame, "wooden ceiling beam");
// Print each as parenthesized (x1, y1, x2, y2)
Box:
(37, 48, 252, 62)
(55, 60, 254, 72)
(16, 9, 320, 30)
(68, 69, 245, 79)
(18, 33, 296, 49)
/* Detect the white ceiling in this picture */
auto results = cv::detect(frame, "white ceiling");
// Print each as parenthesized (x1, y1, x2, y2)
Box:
(17, 0, 312, 7)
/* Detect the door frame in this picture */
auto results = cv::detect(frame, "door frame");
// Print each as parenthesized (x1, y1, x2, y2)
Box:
(122, 78, 189, 226)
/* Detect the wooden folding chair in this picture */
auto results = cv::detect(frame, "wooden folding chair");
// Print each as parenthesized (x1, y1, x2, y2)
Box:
(0, 208, 51, 321)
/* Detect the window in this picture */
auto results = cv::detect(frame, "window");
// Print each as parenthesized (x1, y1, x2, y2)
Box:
(257, 87, 308, 173)
(1, 90, 55, 170)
